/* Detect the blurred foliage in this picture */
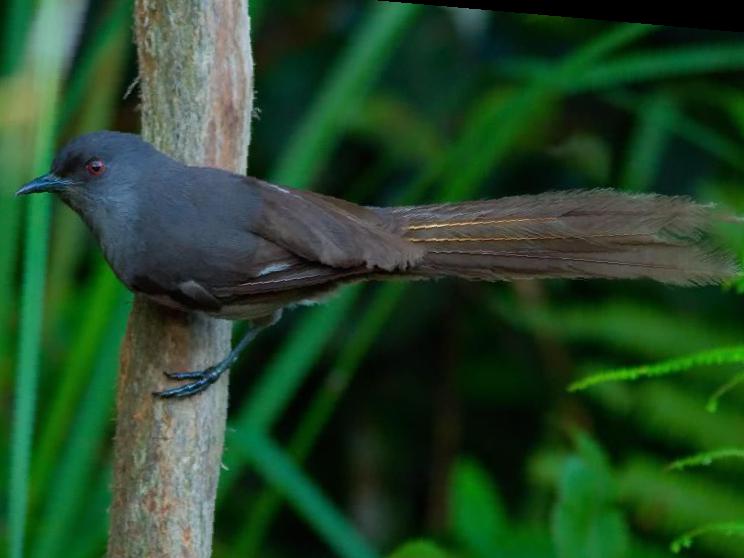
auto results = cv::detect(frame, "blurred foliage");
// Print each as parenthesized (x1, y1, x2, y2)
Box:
(551, 434, 629, 558)
(1, 2, 744, 558)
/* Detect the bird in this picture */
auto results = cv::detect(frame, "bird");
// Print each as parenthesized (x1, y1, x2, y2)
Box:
(16, 130, 740, 398)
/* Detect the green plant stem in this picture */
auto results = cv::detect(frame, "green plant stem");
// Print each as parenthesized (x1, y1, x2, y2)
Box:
(667, 448, 744, 472)
(7, 2, 86, 556)
(570, 345, 744, 391)
(620, 94, 675, 191)
(0, 0, 34, 74)
(271, 2, 422, 187)
(234, 282, 406, 556)
(237, 429, 379, 558)
(46, 0, 131, 326)
(0, 0, 37, 391)
(9, 192, 52, 558)
(29, 266, 125, 512)
(55, 0, 132, 135)
(30, 303, 127, 558)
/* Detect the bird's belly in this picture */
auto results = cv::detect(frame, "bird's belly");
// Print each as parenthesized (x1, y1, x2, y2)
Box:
(140, 292, 194, 312)
(141, 291, 282, 321)
(208, 280, 350, 321)
(206, 301, 288, 320)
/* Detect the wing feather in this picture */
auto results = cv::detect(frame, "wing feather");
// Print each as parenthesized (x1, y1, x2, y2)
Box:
(249, 178, 424, 271)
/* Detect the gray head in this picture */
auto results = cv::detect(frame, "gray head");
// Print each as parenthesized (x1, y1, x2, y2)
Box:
(16, 131, 167, 213)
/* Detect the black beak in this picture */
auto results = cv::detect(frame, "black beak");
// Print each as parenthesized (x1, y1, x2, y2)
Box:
(16, 174, 71, 196)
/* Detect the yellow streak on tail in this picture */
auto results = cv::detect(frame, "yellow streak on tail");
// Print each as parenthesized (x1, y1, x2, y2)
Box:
(408, 232, 646, 243)
(406, 216, 559, 231)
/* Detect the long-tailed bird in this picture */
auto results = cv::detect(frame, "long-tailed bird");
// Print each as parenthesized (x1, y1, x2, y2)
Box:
(16, 131, 739, 397)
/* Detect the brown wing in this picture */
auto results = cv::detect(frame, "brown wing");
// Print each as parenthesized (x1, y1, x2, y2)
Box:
(248, 178, 424, 271)
(206, 232, 360, 295)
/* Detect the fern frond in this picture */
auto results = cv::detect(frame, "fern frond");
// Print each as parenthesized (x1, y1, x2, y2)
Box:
(666, 448, 744, 472)
(706, 371, 744, 412)
(670, 522, 744, 554)
(569, 345, 744, 391)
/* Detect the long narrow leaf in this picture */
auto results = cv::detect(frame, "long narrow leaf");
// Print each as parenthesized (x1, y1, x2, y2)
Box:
(65, 466, 112, 558)
(570, 346, 744, 391)
(671, 523, 744, 554)
(0, 0, 34, 74)
(0, 0, 38, 385)
(29, 267, 124, 510)
(499, 44, 744, 92)
(572, 44, 744, 92)
(237, 430, 379, 558)
(30, 302, 126, 558)
(232, 282, 406, 555)
(8, 2, 88, 556)
(620, 94, 675, 191)
(271, 2, 421, 187)
(667, 448, 744, 472)
(604, 90, 744, 174)
(220, 287, 359, 495)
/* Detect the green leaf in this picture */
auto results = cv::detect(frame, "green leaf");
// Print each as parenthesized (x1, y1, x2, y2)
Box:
(502, 44, 744, 92)
(238, 430, 378, 558)
(620, 94, 675, 192)
(30, 266, 125, 511)
(230, 282, 406, 556)
(490, 295, 743, 361)
(670, 522, 744, 554)
(551, 434, 629, 558)
(707, 371, 744, 413)
(666, 448, 744, 472)
(220, 286, 360, 496)
(271, 2, 422, 188)
(387, 540, 450, 558)
(0, 0, 34, 74)
(8, 2, 87, 557)
(572, 44, 744, 92)
(30, 302, 126, 558)
(570, 346, 744, 391)
(449, 457, 507, 557)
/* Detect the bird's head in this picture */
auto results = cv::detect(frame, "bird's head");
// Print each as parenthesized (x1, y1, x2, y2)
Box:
(16, 130, 164, 210)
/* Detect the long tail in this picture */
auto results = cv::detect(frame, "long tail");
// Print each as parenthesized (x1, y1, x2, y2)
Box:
(381, 189, 739, 285)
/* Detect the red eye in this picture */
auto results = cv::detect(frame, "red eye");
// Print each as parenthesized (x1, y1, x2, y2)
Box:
(85, 158, 106, 176)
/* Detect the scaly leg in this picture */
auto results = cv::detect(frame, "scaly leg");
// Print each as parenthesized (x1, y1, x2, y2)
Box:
(154, 311, 281, 399)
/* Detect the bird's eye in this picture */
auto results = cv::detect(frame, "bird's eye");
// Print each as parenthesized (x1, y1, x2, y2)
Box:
(85, 158, 106, 177)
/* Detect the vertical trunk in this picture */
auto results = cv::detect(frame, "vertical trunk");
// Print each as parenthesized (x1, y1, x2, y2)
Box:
(107, 2, 253, 557)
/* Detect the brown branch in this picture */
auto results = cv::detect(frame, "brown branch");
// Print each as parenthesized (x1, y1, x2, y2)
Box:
(107, 1, 253, 557)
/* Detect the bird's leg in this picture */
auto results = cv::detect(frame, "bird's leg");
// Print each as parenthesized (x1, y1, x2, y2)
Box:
(154, 311, 281, 399)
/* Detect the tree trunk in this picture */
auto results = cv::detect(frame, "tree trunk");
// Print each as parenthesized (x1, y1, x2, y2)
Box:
(107, 2, 253, 557)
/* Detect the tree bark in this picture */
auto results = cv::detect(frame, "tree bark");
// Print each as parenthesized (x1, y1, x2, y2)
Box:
(107, 2, 253, 557)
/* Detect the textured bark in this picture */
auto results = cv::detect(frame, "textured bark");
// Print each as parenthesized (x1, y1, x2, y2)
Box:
(107, 2, 253, 557)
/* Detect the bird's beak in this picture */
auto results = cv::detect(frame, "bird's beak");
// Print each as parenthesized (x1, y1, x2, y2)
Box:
(15, 173, 69, 196)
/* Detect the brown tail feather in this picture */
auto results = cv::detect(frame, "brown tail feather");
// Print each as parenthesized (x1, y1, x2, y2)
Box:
(380, 189, 739, 285)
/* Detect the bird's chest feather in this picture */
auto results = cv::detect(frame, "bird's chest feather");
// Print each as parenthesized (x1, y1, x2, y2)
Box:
(112, 200, 260, 312)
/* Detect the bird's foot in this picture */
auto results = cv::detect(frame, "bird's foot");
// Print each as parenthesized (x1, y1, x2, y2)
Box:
(152, 311, 282, 400)
(153, 365, 226, 398)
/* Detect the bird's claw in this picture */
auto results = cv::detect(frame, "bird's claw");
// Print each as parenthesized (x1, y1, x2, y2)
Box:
(163, 366, 217, 381)
(153, 366, 224, 398)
